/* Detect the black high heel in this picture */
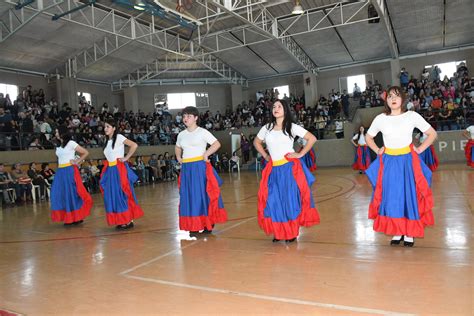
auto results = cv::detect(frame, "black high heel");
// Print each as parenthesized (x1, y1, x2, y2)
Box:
(390, 236, 404, 246)
(404, 239, 415, 247)
(285, 238, 297, 243)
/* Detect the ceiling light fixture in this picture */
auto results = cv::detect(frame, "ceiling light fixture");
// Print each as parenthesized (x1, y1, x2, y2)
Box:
(134, 0, 146, 10)
(291, 0, 304, 15)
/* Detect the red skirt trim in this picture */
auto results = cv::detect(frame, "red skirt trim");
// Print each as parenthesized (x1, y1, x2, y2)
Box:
(101, 161, 144, 225)
(257, 155, 320, 240)
(465, 139, 474, 167)
(308, 148, 317, 171)
(428, 145, 439, 172)
(369, 144, 434, 237)
(51, 165, 93, 224)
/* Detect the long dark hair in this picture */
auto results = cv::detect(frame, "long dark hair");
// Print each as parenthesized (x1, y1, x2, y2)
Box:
(57, 125, 72, 148)
(356, 126, 367, 142)
(384, 86, 407, 115)
(103, 118, 119, 150)
(267, 99, 294, 139)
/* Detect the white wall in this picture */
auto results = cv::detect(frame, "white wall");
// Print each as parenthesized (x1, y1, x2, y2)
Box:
(245, 74, 304, 102)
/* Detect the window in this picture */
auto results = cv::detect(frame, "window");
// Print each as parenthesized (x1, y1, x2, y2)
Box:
(167, 93, 196, 110)
(0, 83, 19, 98)
(274, 85, 289, 99)
(347, 75, 366, 94)
(154, 92, 210, 110)
(425, 60, 466, 80)
(77, 92, 91, 104)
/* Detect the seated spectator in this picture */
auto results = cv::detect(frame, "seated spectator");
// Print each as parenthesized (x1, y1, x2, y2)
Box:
(0, 163, 16, 206)
(28, 137, 44, 150)
(27, 162, 48, 200)
(40, 163, 55, 182)
(10, 163, 32, 203)
(148, 154, 159, 182)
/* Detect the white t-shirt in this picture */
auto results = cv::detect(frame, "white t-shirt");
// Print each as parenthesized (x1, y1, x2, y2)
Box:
(352, 133, 367, 145)
(367, 111, 431, 149)
(103, 134, 127, 162)
(256, 123, 308, 161)
(56, 140, 79, 164)
(176, 127, 217, 159)
(467, 126, 474, 139)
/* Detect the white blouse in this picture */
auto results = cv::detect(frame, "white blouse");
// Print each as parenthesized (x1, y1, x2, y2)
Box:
(256, 123, 308, 161)
(367, 111, 431, 149)
(56, 140, 79, 165)
(103, 134, 127, 162)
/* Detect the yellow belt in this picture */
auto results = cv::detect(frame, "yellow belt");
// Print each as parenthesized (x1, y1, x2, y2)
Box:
(108, 160, 118, 166)
(272, 158, 289, 166)
(182, 156, 204, 163)
(385, 146, 411, 155)
(58, 163, 72, 168)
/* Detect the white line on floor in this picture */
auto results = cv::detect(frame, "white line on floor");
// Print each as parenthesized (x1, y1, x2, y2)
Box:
(123, 274, 414, 316)
(119, 217, 254, 275)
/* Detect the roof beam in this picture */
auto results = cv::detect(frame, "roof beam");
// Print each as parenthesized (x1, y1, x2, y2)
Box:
(210, 0, 318, 74)
(4, 0, 247, 84)
(371, 0, 399, 58)
(0, 0, 64, 43)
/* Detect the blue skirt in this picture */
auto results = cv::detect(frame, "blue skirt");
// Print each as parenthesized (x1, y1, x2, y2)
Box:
(51, 165, 92, 223)
(418, 145, 438, 171)
(258, 158, 320, 240)
(100, 161, 144, 225)
(366, 149, 434, 237)
(179, 160, 227, 231)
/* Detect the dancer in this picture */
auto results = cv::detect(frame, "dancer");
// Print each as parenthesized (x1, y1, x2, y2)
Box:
(254, 99, 320, 243)
(297, 137, 317, 172)
(100, 118, 143, 230)
(175, 106, 227, 235)
(463, 125, 474, 168)
(416, 131, 439, 172)
(351, 126, 371, 173)
(365, 86, 437, 247)
(51, 126, 93, 226)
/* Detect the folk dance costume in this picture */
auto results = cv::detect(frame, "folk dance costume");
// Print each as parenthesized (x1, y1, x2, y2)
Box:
(176, 127, 227, 232)
(100, 134, 143, 226)
(256, 124, 320, 241)
(465, 125, 474, 168)
(298, 138, 317, 172)
(51, 141, 92, 224)
(366, 111, 434, 238)
(417, 133, 439, 172)
(352, 133, 371, 172)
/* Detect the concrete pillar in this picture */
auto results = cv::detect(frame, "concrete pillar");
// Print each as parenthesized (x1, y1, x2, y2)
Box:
(231, 84, 243, 111)
(123, 87, 139, 113)
(303, 72, 318, 107)
(56, 77, 78, 110)
(390, 58, 401, 87)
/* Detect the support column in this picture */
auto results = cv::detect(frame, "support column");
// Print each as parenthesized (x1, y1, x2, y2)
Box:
(390, 58, 401, 87)
(56, 77, 78, 110)
(123, 87, 139, 113)
(231, 84, 243, 111)
(303, 72, 318, 107)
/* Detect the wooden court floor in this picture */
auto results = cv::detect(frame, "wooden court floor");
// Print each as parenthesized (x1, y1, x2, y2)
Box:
(0, 164, 472, 315)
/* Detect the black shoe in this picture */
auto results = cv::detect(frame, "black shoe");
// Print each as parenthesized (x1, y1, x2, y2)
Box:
(272, 238, 280, 242)
(286, 238, 297, 243)
(359, 170, 363, 174)
(390, 236, 404, 246)
(64, 222, 74, 226)
(73, 220, 84, 225)
(116, 222, 134, 230)
(202, 228, 213, 234)
(404, 240, 415, 247)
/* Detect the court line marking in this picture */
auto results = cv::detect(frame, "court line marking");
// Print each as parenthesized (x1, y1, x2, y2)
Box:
(122, 275, 413, 316)
(119, 217, 254, 275)
(119, 217, 414, 316)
